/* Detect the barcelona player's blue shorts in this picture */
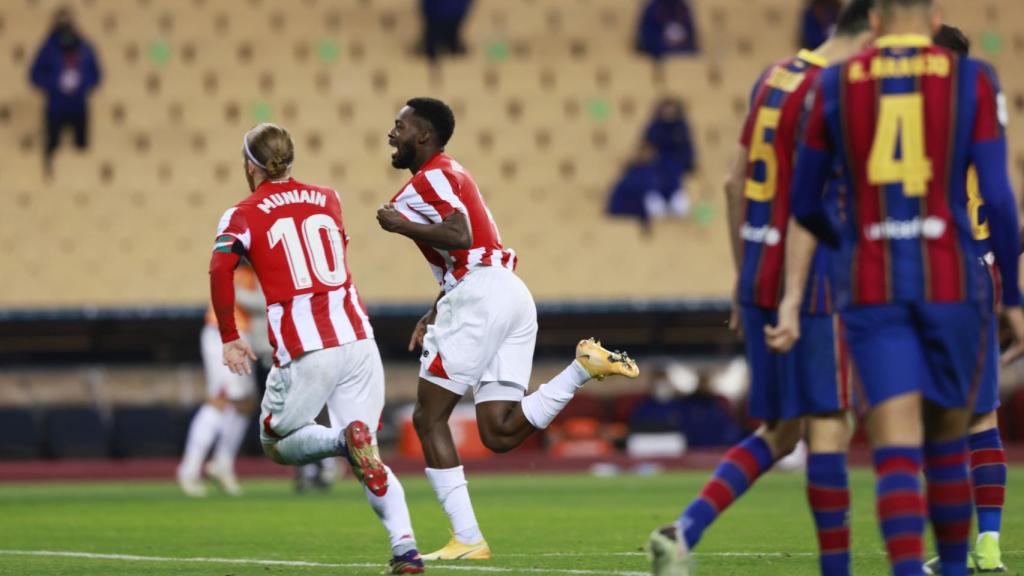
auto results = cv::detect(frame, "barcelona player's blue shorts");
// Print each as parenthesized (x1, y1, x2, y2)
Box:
(841, 302, 985, 410)
(741, 306, 851, 422)
(975, 259, 1000, 414)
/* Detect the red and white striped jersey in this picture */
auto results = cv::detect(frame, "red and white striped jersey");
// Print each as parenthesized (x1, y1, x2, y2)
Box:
(215, 178, 373, 366)
(390, 153, 517, 291)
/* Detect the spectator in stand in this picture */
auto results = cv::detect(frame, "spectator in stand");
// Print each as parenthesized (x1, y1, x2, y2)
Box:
(629, 367, 687, 433)
(29, 6, 102, 178)
(677, 371, 743, 448)
(644, 97, 695, 213)
(629, 367, 742, 448)
(607, 142, 662, 229)
(637, 0, 699, 59)
(420, 0, 473, 61)
(800, 0, 841, 50)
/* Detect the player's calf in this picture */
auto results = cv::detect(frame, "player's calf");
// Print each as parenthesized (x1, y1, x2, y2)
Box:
(262, 424, 345, 466)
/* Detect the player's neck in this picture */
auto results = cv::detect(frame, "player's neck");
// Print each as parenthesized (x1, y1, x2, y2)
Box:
(813, 36, 860, 63)
(408, 148, 443, 174)
(877, 11, 934, 39)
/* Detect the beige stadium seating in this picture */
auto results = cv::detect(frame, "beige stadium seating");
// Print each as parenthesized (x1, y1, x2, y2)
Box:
(0, 0, 1022, 307)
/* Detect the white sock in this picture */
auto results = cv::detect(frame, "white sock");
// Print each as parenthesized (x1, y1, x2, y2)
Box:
(425, 465, 484, 544)
(213, 406, 249, 473)
(272, 425, 341, 465)
(520, 361, 591, 429)
(179, 404, 223, 478)
(978, 531, 1000, 544)
(364, 466, 417, 556)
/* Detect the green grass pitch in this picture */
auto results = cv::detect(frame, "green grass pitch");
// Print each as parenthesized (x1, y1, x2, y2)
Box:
(0, 468, 1021, 575)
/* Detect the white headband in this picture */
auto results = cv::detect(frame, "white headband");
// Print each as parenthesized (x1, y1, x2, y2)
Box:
(242, 133, 266, 170)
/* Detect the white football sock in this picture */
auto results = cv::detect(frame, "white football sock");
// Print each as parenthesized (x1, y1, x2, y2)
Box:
(272, 425, 341, 465)
(978, 531, 1000, 544)
(425, 465, 484, 544)
(213, 406, 249, 473)
(520, 361, 591, 429)
(364, 465, 417, 556)
(179, 403, 223, 478)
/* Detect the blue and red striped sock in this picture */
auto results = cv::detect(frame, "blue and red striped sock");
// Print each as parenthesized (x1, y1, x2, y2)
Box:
(807, 453, 850, 576)
(968, 428, 1006, 535)
(679, 434, 774, 549)
(873, 446, 926, 576)
(924, 438, 972, 576)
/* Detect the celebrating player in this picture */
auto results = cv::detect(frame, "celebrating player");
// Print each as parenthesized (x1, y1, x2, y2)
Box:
(648, 3, 875, 575)
(210, 123, 425, 574)
(376, 97, 639, 561)
(177, 262, 260, 498)
(921, 24, 1009, 575)
(788, 2, 1024, 575)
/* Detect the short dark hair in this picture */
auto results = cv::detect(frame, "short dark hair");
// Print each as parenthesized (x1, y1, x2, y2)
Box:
(877, 0, 931, 10)
(835, 0, 873, 36)
(934, 24, 970, 56)
(406, 97, 455, 146)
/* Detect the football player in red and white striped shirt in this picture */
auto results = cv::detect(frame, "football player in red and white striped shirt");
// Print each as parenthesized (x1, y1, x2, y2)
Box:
(376, 97, 640, 561)
(210, 123, 424, 574)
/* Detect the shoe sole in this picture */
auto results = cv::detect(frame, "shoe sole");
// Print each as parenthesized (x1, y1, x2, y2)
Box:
(390, 564, 425, 574)
(422, 547, 490, 561)
(577, 343, 640, 380)
(345, 421, 388, 497)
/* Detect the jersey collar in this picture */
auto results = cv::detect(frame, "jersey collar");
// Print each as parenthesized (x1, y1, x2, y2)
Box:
(796, 49, 828, 68)
(875, 34, 932, 49)
(255, 177, 295, 193)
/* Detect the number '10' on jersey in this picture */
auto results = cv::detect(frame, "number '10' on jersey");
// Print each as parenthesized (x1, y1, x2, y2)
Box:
(215, 177, 373, 366)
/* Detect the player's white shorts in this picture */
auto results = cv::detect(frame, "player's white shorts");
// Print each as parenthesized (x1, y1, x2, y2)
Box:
(420, 266, 538, 403)
(201, 325, 256, 401)
(259, 339, 385, 445)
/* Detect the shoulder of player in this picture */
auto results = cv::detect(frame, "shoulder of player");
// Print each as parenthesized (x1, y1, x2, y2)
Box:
(960, 56, 999, 81)
(414, 164, 466, 195)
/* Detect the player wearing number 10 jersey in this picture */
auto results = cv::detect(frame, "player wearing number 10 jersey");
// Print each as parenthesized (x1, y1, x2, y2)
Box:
(209, 123, 424, 574)
(790, 2, 1024, 575)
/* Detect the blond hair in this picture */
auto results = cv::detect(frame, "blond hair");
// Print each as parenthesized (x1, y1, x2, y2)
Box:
(243, 123, 294, 179)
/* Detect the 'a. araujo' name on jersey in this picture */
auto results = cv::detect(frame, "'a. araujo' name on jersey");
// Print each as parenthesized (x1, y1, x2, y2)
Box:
(257, 189, 328, 214)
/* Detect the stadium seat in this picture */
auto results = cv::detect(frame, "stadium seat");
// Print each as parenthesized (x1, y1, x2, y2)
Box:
(43, 407, 110, 459)
(111, 407, 179, 458)
(0, 0, 1020, 307)
(0, 408, 42, 459)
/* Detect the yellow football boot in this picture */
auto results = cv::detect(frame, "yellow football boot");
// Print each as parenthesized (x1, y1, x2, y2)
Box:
(575, 338, 640, 380)
(420, 537, 492, 561)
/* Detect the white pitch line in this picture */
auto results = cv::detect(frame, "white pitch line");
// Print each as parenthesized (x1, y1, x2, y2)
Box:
(0, 549, 648, 576)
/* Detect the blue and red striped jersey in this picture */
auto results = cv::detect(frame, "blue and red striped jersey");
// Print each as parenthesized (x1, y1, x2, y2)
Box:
(792, 34, 1021, 308)
(737, 50, 836, 314)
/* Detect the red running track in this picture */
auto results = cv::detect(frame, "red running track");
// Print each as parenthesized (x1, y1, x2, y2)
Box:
(3, 445, 1024, 482)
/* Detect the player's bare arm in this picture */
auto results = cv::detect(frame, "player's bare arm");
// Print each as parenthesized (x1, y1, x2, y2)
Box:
(765, 219, 817, 354)
(376, 204, 473, 250)
(409, 290, 444, 351)
(724, 145, 748, 333)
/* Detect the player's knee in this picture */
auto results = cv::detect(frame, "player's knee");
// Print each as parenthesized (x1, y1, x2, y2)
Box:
(479, 429, 515, 454)
(412, 405, 441, 438)
(262, 442, 286, 465)
(763, 419, 802, 456)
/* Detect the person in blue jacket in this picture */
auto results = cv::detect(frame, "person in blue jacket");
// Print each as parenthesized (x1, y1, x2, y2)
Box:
(30, 7, 101, 177)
